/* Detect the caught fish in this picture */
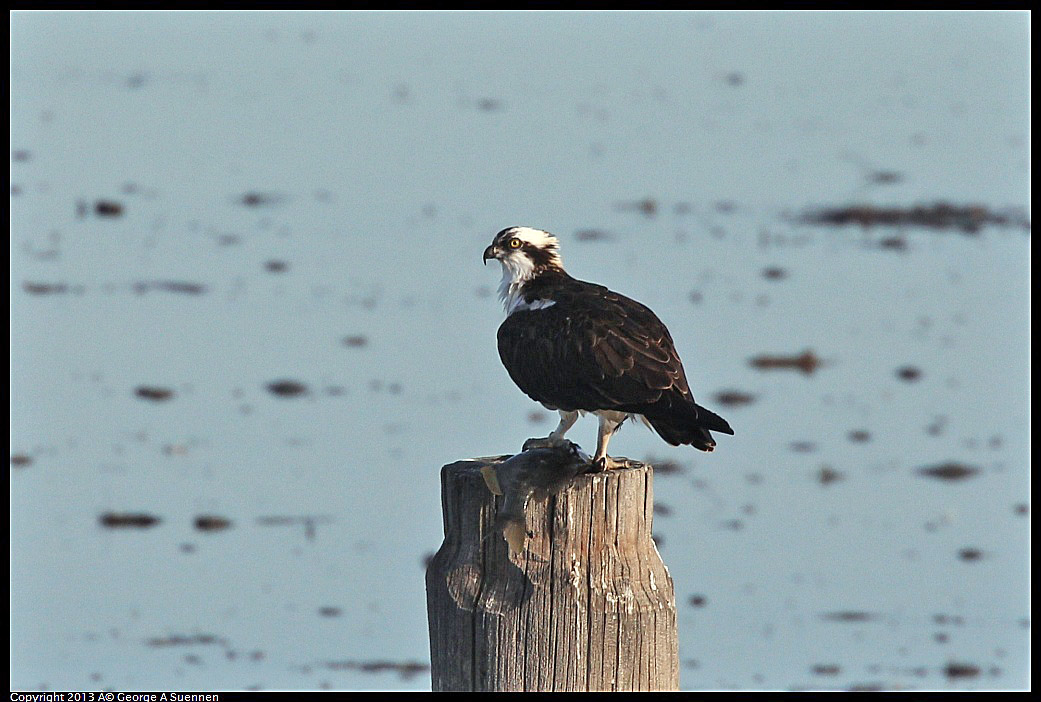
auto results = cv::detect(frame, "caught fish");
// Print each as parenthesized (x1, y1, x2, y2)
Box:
(478, 441, 593, 556)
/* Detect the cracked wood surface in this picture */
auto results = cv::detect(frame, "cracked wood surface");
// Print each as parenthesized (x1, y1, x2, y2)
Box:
(426, 452, 679, 691)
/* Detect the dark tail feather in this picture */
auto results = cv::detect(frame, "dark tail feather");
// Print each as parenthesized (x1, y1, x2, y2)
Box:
(693, 403, 734, 435)
(646, 400, 734, 453)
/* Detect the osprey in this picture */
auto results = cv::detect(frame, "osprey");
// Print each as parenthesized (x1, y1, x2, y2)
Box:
(484, 226, 733, 471)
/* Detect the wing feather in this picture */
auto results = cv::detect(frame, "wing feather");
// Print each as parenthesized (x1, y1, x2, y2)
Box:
(497, 278, 699, 415)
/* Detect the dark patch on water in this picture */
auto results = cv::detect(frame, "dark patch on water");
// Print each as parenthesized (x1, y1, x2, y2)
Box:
(714, 390, 756, 407)
(256, 514, 331, 541)
(124, 72, 149, 90)
(789, 441, 817, 453)
(761, 266, 787, 281)
(194, 515, 232, 532)
(94, 200, 124, 217)
(342, 335, 368, 348)
(877, 235, 908, 251)
(476, 97, 504, 112)
(135, 386, 175, 401)
(867, 170, 904, 185)
(317, 606, 342, 618)
(896, 365, 922, 382)
(575, 228, 614, 242)
(323, 660, 429, 681)
(212, 233, 242, 247)
(266, 380, 309, 397)
(817, 466, 844, 486)
(11, 453, 33, 467)
(750, 350, 821, 375)
(238, 191, 286, 207)
(957, 547, 984, 562)
(615, 197, 658, 217)
(133, 281, 208, 295)
(846, 682, 888, 692)
(146, 633, 226, 648)
(944, 662, 981, 679)
(23, 282, 70, 295)
(811, 664, 841, 676)
(647, 459, 685, 476)
(916, 462, 980, 481)
(791, 202, 1030, 234)
(820, 611, 880, 623)
(264, 259, 289, 273)
(688, 594, 707, 608)
(723, 71, 744, 87)
(99, 512, 161, 529)
(925, 415, 948, 437)
(847, 429, 872, 443)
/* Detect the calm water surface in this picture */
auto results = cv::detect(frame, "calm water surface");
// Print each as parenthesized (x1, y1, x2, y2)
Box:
(10, 11, 1030, 691)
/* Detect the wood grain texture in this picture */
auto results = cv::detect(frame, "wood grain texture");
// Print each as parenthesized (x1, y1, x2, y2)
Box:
(426, 454, 678, 691)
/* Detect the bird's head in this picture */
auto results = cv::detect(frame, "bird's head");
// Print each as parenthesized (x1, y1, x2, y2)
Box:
(483, 227, 563, 282)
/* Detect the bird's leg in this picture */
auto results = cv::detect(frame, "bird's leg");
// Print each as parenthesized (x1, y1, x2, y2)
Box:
(589, 413, 625, 472)
(549, 410, 580, 441)
(523, 410, 580, 452)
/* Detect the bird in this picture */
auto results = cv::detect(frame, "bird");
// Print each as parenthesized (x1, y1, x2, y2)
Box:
(484, 226, 733, 471)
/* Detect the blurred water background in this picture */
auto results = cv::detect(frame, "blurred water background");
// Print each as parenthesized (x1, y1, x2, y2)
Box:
(10, 10, 1030, 692)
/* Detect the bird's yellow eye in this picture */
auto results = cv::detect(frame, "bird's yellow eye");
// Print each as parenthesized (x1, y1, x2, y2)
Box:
(509, 238, 521, 249)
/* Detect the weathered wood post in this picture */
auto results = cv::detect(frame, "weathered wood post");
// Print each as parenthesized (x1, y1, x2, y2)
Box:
(425, 451, 679, 691)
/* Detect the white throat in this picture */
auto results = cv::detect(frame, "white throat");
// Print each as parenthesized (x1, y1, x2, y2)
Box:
(492, 227, 564, 316)
(497, 257, 536, 315)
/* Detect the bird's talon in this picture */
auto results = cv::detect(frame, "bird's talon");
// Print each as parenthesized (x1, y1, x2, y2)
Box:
(587, 456, 628, 472)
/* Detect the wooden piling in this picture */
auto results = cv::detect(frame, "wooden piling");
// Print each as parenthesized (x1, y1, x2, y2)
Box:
(425, 454, 679, 692)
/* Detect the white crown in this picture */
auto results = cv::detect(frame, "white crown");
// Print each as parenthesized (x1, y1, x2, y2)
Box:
(507, 227, 559, 250)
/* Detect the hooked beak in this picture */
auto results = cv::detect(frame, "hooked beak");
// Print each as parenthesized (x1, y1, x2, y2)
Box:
(483, 244, 498, 265)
